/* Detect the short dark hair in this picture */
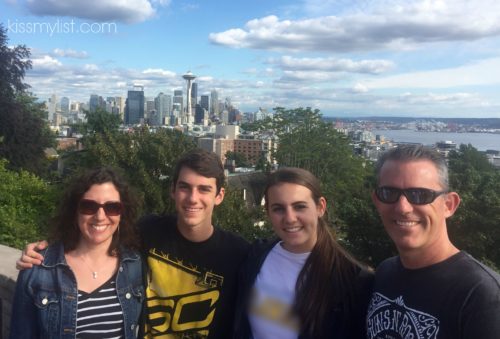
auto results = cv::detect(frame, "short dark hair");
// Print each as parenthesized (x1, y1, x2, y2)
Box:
(375, 144, 449, 190)
(172, 148, 225, 194)
(50, 167, 139, 255)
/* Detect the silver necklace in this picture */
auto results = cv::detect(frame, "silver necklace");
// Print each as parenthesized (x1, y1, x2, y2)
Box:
(79, 255, 100, 279)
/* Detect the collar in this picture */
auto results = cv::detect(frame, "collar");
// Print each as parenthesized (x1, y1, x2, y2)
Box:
(41, 242, 140, 268)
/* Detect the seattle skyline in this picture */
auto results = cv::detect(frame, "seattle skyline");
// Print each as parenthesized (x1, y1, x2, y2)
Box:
(2, 0, 500, 118)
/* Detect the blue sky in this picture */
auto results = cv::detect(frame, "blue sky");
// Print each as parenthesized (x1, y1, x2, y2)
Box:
(2, 0, 500, 118)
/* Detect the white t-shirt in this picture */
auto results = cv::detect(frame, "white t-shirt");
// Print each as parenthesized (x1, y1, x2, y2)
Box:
(248, 242, 310, 339)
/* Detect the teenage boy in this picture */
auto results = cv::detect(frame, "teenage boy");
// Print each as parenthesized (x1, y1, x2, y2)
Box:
(17, 149, 250, 338)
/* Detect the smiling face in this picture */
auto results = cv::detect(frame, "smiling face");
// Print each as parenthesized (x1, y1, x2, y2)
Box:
(171, 166, 225, 238)
(266, 182, 326, 254)
(372, 159, 460, 258)
(77, 182, 121, 249)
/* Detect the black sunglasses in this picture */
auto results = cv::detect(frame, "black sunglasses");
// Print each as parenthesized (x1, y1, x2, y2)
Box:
(78, 199, 123, 216)
(375, 187, 448, 205)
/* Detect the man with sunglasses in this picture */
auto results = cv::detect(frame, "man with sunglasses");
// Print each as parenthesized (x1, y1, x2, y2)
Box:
(366, 145, 500, 339)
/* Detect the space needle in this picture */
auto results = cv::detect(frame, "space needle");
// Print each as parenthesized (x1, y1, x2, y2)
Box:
(182, 71, 196, 125)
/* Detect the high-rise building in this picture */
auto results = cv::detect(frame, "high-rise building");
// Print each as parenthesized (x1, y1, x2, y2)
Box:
(89, 94, 99, 112)
(221, 110, 229, 124)
(106, 97, 120, 115)
(60, 97, 70, 115)
(195, 104, 208, 125)
(254, 107, 268, 121)
(145, 97, 156, 125)
(146, 97, 155, 113)
(48, 93, 58, 122)
(224, 97, 232, 111)
(125, 86, 145, 125)
(115, 96, 125, 121)
(191, 83, 198, 106)
(210, 90, 219, 115)
(229, 108, 242, 124)
(200, 95, 209, 111)
(155, 92, 171, 125)
(70, 102, 80, 112)
(173, 90, 183, 122)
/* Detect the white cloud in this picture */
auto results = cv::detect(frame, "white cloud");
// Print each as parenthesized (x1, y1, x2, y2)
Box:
(142, 68, 177, 78)
(279, 70, 341, 82)
(24, 0, 157, 24)
(270, 56, 394, 74)
(151, 0, 171, 6)
(197, 76, 214, 82)
(31, 55, 63, 72)
(180, 3, 199, 11)
(25, 54, 182, 101)
(83, 64, 99, 72)
(209, 28, 249, 48)
(243, 68, 258, 74)
(352, 83, 368, 93)
(52, 48, 88, 59)
(397, 92, 477, 105)
(22, 50, 500, 118)
(209, 0, 500, 52)
(361, 57, 500, 89)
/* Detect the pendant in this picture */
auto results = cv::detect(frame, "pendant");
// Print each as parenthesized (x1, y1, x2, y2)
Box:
(92, 272, 97, 279)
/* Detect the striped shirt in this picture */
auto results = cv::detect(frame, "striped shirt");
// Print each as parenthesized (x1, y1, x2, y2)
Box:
(76, 276, 124, 339)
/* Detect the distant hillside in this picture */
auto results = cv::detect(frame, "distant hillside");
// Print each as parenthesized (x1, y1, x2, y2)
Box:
(324, 116, 500, 128)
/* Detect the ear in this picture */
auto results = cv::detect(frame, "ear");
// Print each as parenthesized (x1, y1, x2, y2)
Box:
(214, 187, 225, 206)
(371, 191, 379, 206)
(317, 196, 327, 217)
(444, 191, 461, 218)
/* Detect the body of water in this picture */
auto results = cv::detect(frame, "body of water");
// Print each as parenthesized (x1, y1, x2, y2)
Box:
(372, 130, 500, 152)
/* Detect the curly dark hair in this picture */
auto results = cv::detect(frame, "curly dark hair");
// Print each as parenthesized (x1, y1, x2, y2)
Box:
(49, 167, 139, 255)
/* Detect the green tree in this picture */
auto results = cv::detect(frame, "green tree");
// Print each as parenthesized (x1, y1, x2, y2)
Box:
(447, 144, 500, 270)
(253, 107, 387, 266)
(264, 107, 366, 200)
(214, 187, 273, 242)
(0, 24, 55, 175)
(65, 126, 196, 214)
(84, 108, 122, 135)
(225, 151, 250, 167)
(0, 159, 56, 248)
(0, 24, 31, 98)
(255, 153, 271, 172)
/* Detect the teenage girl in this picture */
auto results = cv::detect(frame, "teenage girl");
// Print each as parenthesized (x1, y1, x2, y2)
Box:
(233, 167, 373, 339)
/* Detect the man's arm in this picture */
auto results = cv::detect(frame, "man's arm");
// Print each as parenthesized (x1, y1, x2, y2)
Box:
(15, 240, 48, 270)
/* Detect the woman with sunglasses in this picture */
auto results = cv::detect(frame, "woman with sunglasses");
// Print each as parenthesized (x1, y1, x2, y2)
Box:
(10, 167, 143, 338)
(233, 167, 373, 339)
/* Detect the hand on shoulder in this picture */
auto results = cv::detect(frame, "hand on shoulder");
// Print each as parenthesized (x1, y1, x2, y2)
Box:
(15, 240, 48, 270)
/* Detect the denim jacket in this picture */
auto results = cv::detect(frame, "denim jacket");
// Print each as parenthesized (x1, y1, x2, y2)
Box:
(9, 242, 144, 339)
